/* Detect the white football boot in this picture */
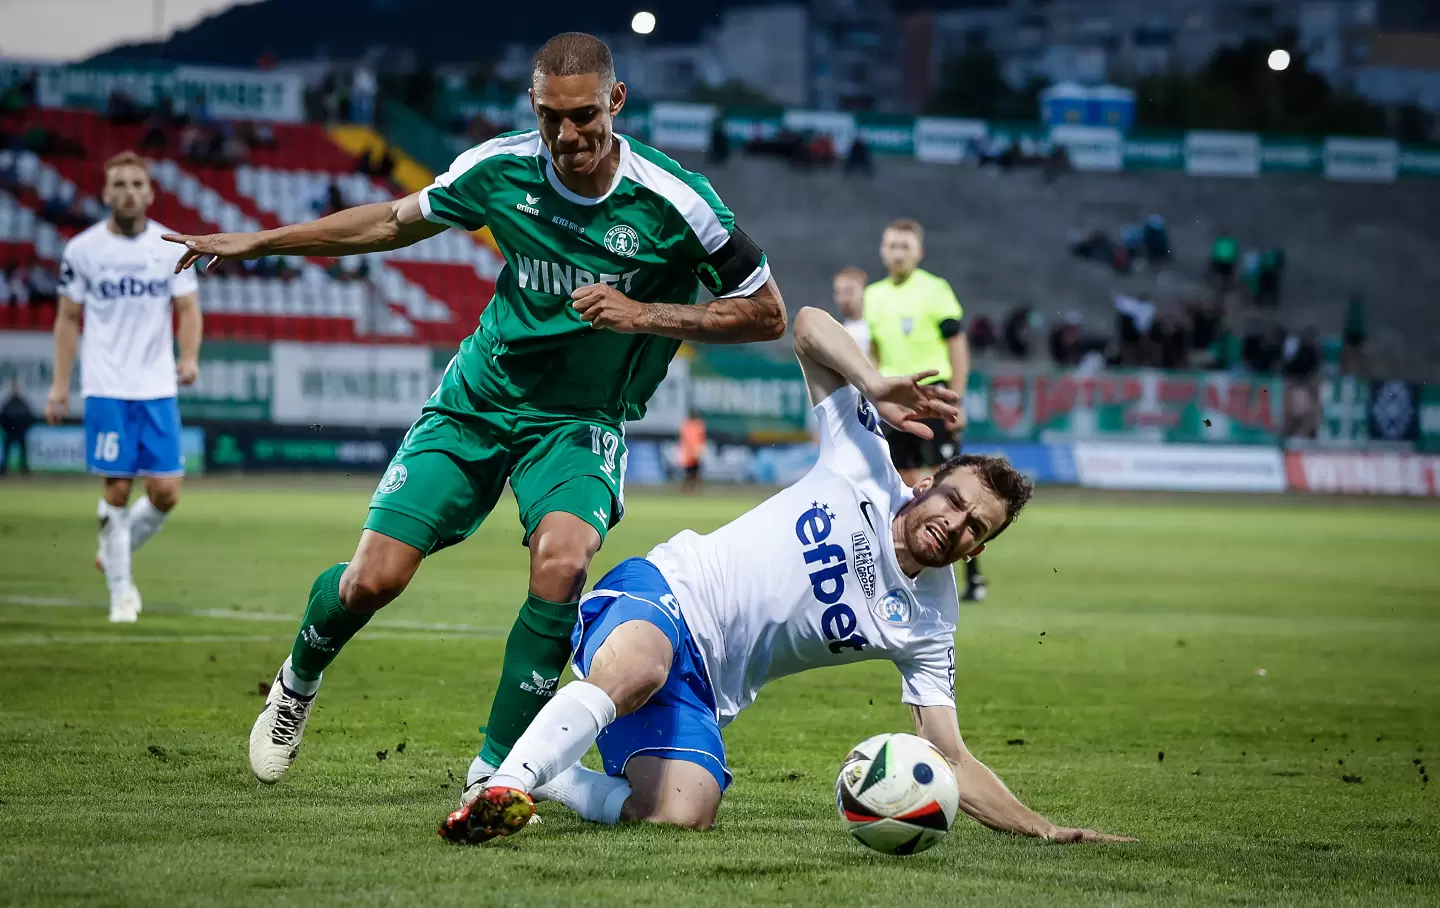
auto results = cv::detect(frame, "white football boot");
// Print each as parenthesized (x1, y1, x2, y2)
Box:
(249, 667, 319, 783)
(97, 547, 143, 618)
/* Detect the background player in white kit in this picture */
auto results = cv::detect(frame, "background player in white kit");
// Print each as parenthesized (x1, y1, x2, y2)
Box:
(44, 151, 203, 623)
(833, 265, 871, 357)
(444, 306, 1134, 846)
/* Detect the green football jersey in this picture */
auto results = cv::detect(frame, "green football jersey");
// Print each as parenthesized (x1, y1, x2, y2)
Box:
(419, 130, 769, 421)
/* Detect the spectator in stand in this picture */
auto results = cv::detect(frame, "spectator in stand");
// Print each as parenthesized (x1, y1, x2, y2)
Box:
(1341, 295, 1367, 376)
(707, 118, 730, 166)
(1049, 312, 1084, 367)
(677, 411, 706, 493)
(0, 266, 11, 306)
(1281, 328, 1320, 380)
(1, 379, 35, 476)
(832, 266, 870, 357)
(1185, 298, 1221, 366)
(1143, 215, 1171, 266)
(845, 136, 872, 176)
(809, 133, 836, 167)
(1209, 231, 1239, 299)
(326, 180, 347, 216)
(1002, 306, 1036, 359)
(1113, 294, 1156, 365)
(1241, 320, 1284, 373)
(140, 109, 169, 153)
(1152, 309, 1189, 369)
(1253, 248, 1285, 308)
(967, 314, 999, 356)
(106, 90, 145, 125)
(27, 262, 58, 305)
(352, 66, 378, 125)
(8, 265, 30, 306)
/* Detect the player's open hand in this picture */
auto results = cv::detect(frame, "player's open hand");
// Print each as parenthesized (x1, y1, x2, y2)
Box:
(571, 284, 645, 333)
(1044, 825, 1138, 844)
(44, 385, 69, 425)
(867, 370, 960, 439)
(163, 232, 264, 274)
(177, 358, 200, 386)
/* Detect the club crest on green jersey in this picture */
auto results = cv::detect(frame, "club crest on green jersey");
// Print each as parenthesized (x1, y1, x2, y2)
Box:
(378, 464, 407, 494)
(604, 224, 640, 258)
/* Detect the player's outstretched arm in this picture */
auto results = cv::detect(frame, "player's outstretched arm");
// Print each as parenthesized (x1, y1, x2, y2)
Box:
(792, 307, 959, 436)
(571, 275, 786, 344)
(911, 704, 1137, 843)
(45, 296, 82, 424)
(164, 193, 446, 273)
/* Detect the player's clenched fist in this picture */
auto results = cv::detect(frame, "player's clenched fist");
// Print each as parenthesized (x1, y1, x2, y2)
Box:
(571, 283, 646, 333)
(163, 232, 264, 274)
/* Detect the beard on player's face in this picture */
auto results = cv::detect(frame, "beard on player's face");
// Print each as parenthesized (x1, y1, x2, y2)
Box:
(895, 491, 969, 569)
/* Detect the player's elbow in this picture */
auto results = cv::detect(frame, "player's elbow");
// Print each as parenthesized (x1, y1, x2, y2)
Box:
(792, 306, 827, 353)
(745, 280, 786, 341)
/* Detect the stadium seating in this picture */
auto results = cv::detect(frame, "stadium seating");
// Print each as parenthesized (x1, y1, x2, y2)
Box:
(0, 108, 502, 344)
(682, 152, 1440, 379)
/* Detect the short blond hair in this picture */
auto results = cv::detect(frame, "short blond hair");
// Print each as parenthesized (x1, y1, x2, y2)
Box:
(885, 218, 924, 243)
(834, 265, 867, 285)
(103, 151, 151, 180)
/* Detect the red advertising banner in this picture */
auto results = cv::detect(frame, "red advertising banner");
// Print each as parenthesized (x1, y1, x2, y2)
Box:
(1284, 452, 1440, 497)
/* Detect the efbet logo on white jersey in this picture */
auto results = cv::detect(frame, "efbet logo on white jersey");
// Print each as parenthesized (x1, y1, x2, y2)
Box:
(520, 672, 559, 696)
(514, 254, 639, 297)
(795, 501, 870, 655)
(95, 275, 174, 300)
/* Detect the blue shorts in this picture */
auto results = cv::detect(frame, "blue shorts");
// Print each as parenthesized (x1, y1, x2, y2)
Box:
(573, 557, 730, 792)
(84, 397, 183, 478)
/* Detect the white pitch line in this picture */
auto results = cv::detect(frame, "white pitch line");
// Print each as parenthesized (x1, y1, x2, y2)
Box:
(0, 595, 510, 643)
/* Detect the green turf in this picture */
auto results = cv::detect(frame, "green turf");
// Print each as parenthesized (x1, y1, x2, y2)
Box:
(1, 478, 1437, 907)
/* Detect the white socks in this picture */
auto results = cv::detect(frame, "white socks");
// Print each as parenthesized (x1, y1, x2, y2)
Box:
(280, 657, 321, 697)
(489, 681, 617, 794)
(98, 499, 131, 595)
(537, 763, 632, 825)
(128, 496, 168, 552)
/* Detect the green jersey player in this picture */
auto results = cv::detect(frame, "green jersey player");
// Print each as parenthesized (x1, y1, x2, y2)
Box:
(165, 33, 786, 786)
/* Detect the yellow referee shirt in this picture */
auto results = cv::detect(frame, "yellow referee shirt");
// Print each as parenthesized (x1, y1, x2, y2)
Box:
(864, 268, 963, 383)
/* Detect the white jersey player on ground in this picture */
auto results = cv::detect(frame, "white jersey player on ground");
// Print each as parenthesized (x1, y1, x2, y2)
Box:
(45, 151, 203, 623)
(442, 307, 1135, 846)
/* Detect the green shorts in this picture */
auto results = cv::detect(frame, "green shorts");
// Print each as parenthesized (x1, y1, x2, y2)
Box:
(364, 360, 627, 555)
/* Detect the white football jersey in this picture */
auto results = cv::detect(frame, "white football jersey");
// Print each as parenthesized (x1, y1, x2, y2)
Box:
(843, 318, 871, 356)
(59, 220, 198, 400)
(648, 385, 959, 725)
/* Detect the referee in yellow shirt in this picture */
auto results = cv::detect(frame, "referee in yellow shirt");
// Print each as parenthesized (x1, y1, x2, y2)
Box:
(865, 218, 985, 601)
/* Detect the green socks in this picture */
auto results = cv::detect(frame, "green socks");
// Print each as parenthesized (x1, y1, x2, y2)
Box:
(478, 593, 579, 765)
(288, 563, 372, 683)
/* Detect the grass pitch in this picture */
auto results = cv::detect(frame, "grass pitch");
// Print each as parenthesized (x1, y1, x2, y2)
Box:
(1, 478, 1437, 907)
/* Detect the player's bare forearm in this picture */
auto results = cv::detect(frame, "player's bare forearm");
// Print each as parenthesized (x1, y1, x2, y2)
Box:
(911, 704, 1135, 843)
(174, 293, 202, 365)
(166, 194, 444, 272)
(793, 306, 884, 401)
(46, 297, 82, 422)
(635, 277, 786, 343)
(910, 705, 1051, 837)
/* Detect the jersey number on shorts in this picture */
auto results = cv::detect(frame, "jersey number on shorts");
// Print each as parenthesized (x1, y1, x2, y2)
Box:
(94, 432, 120, 463)
(589, 425, 620, 478)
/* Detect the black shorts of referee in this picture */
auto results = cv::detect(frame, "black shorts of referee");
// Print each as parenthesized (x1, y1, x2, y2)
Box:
(881, 380, 958, 471)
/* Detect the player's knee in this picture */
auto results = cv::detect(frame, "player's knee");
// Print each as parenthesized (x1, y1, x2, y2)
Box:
(529, 545, 592, 601)
(148, 486, 180, 512)
(339, 562, 407, 612)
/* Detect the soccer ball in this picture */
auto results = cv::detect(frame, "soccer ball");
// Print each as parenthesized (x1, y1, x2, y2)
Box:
(835, 732, 960, 855)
